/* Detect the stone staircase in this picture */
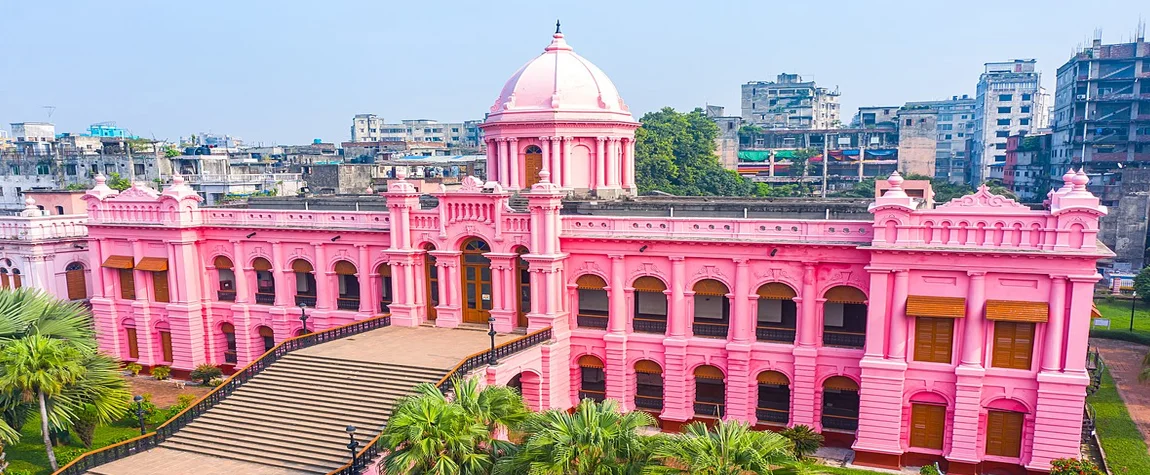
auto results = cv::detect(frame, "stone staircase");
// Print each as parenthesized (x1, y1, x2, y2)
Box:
(101, 353, 446, 474)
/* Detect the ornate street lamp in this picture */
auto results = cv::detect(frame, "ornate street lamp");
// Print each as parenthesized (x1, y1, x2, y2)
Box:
(345, 425, 360, 473)
(487, 316, 497, 365)
(299, 303, 310, 334)
(134, 395, 146, 435)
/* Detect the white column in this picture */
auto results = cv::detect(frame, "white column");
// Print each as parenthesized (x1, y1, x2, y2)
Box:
(487, 139, 498, 183)
(539, 137, 552, 178)
(608, 137, 620, 187)
(595, 137, 606, 189)
(550, 136, 563, 186)
(507, 138, 520, 190)
(623, 138, 635, 190)
(561, 137, 572, 188)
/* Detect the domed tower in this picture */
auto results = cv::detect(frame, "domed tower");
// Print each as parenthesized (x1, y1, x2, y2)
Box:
(480, 24, 640, 198)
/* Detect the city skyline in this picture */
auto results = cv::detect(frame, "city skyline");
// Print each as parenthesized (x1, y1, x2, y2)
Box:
(1, 0, 1147, 145)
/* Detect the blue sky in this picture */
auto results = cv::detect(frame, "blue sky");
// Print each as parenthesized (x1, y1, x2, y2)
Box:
(2, 0, 1146, 145)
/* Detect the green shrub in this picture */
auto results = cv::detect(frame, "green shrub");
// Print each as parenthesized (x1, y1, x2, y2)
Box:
(206, 377, 224, 387)
(151, 365, 171, 380)
(7, 469, 35, 475)
(189, 364, 223, 385)
(125, 362, 143, 376)
(1050, 458, 1104, 475)
(121, 393, 158, 426)
(780, 424, 823, 460)
(919, 463, 942, 475)
(55, 447, 90, 466)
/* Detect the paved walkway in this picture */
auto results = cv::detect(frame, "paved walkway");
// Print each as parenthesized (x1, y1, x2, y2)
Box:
(87, 447, 301, 475)
(296, 325, 514, 368)
(1090, 338, 1150, 445)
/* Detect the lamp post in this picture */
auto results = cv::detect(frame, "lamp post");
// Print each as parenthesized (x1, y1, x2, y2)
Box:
(299, 303, 310, 334)
(345, 425, 360, 473)
(1131, 291, 1138, 332)
(487, 316, 497, 365)
(133, 395, 146, 435)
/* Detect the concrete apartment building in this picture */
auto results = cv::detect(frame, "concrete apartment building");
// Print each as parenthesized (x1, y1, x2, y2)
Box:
(1000, 132, 1052, 202)
(350, 114, 483, 148)
(969, 60, 1049, 184)
(741, 73, 841, 129)
(895, 107, 938, 178)
(852, 106, 900, 128)
(903, 96, 977, 184)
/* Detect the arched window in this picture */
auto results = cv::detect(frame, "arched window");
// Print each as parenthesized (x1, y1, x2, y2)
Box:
(253, 258, 275, 305)
(65, 262, 88, 300)
(524, 145, 543, 188)
(823, 286, 867, 349)
(756, 371, 790, 425)
(123, 318, 139, 360)
(460, 239, 492, 324)
(214, 256, 236, 301)
(424, 244, 439, 320)
(516, 247, 530, 327)
(221, 322, 237, 364)
(0, 268, 8, 290)
(633, 277, 667, 334)
(334, 260, 359, 310)
(577, 355, 605, 402)
(291, 259, 316, 307)
(692, 279, 730, 339)
(634, 360, 663, 411)
(756, 283, 797, 343)
(693, 365, 725, 418)
(10, 269, 20, 290)
(156, 321, 173, 363)
(575, 275, 609, 329)
(377, 263, 392, 314)
(821, 376, 860, 432)
(258, 326, 275, 353)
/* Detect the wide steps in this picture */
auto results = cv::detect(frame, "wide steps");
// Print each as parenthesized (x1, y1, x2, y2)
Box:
(246, 370, 432, 396)
(180, 419, 356, 449)
(221, 387, 399, 412)
(167, 428, 348, 461)
(202, 404, 385, 430)
(161, 439, 336, 474)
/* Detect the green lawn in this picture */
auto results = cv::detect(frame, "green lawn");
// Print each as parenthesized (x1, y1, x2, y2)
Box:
(5, 415, 143, 475)
(1091, 298, 1150, 345)
(1087, 366, 1150, 475)
(774, 462, 892, 474)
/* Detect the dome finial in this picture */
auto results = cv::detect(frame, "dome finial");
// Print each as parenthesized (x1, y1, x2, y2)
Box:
(555, 19, 561, 35)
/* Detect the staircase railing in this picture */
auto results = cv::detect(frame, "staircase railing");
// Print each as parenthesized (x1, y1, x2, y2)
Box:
(328, 326, 553, 475)
(54, 314, 393, 475)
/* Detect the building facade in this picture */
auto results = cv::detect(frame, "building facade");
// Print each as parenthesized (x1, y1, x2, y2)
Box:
(741, 74, 842, 129)
(77, 30, 1107, 475)
(896, 108, 938, 178)
(1002, 133, 1052, 202)
(0, 199, 91, 300)
(970, 61, 1049, 184)
(904, 96, 977, 184)
(350, 115, 482, 149)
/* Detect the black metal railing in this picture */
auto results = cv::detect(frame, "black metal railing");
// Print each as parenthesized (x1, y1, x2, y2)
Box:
(337, 297, 360, 311)
(1087, 347, 1104, 396)
(635, 395, 663, 410)
(295, 294, 317, 307)
(821, 414, 859, 431)
(756, 327, 795, 343)
(756, 408, 789, 424)
(254, 292, 275, 305)
(54, 314, 393, 475)
(693, 321, 729, 339)
(217, 290, 236, 302)
(694, 402, 725, 418)
(633, 317, 667, 334)
(579, 390, 606, 402)
(823, 331, 865, 349)
(379, 301, 391, 314)
(576, 314, 608, 329)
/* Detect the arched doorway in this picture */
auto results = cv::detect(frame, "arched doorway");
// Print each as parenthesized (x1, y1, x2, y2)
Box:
(524, 145, 543, 188)
(693, 365, 725, 419)
(123, 318, 139, 360)
(632, 277, 667, 334)
(575, 274, 609, 329)
(156, 321, 173, 363)
(424, 244, 439, 320)
(253, 257, 275, 305)
(334, 260, 359, 310)
(515, 247, 530, 327)
(821, 376, 860, 432)
(258, 326, 275, 353)
(460, 239, 493, 324)
(291, 259, 316, 307)
(65, 262, 88, 300)
(756, 283, 797, 343)
(634, 360, 663, 411)
(823, 286, 867, 349)
(577, 355, 606, 402)
(220, 322, 237, 364)
(756, 370, 790, 425)
(692, 279, 730, 338)
(214, 256, 236, 301)
(377, 263, 392, 314)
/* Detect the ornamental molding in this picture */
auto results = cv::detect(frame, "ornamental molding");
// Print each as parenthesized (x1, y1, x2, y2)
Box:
(937, 184, 1026, 209)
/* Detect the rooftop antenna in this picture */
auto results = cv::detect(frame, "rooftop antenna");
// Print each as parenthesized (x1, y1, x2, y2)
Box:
(42, 106, 55, 119)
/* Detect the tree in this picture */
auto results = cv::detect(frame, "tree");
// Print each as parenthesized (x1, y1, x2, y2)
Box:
(0, 336, 85, 470)
(413, 376, 527, 437)
(106, 173, 132, 191)
(495, 398, 657, 475)
(634, 107, 757, 197)
(647, 420, 794, 475)
(164, 148, 181, 158)
(190, 364, 223, 386)
(737, 125, 763, 146)
(1135, 267, 1150, 303)
(779, 424, 823, 460)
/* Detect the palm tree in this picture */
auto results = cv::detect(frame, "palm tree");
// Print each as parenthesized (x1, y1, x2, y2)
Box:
(495, 398, 658, 475)
(0, 335, 85, 470)
(0, 288, 98, 348)
(377, 389, 497, 474)
(646, 420, 795, 475)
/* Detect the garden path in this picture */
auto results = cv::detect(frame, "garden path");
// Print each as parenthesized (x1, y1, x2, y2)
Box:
(1090, 338, 1150, 447)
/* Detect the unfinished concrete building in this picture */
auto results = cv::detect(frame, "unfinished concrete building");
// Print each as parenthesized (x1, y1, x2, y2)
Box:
(741, 73, 841, 129)
(895, 108, 938, 178)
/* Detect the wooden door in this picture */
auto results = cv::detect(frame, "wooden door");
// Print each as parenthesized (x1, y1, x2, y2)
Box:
(986, 410, 1024, 457)
(461, 240, 492, 324)
(524, 152, 543, 188)
(126, 328, 139, 359)
(160, 331, 173, 362)
(909, 403, 946, 449)
(516, 255, 530, 327)
(66, 267, 87, 300)
(425, 254, 438, 320)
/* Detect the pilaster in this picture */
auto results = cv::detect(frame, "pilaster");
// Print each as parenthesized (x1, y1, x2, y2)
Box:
(603, 332, 628, 409)
(724, 342, 753, 424)
(660, 337, 691, 423)
(430, 250, 461, 328)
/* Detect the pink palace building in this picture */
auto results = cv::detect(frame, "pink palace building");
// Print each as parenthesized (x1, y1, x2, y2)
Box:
(81, 30, 1109, 474)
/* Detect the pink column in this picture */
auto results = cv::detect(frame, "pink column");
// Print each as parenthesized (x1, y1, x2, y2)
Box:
(595, 137, 606, 189)
(725, 259, 753, 423)
(231, 240, 249, 304)
(1041, 277, 1067, 372)
(605, 253, 628, 408)
(730, 259, 751, 342)
(539, 137, 551, 176)
(357, 245, 372, 314)
(668, 257, 687, 337)
(608, 255, 626, 333)
(863, 269, 891, 358)
(790, 263, 819, 427)
(486, 139, 498, 183)
(271, 241, 289, 307)
(550, 137, 563, 186)
(1063, 277, 1097, 373)
(608, 137, 620, 187)
(887, 270, 909, 361)
(561, 137, 572, 188)
(314, 244, 330, 310)
(507, 138, 520, 190)
(624, 138, 636, 190)
(948, 272, 987, 466)
(796, 263, 818, 347)
(959, 272, 987, 366)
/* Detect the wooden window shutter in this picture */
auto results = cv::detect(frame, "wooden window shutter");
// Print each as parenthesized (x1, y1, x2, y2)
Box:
(153, 271, 170, 303)
(914, 317, 954, 364)
(693, 279, 729, 296)
(910, 403, 945, 449)
(577, 355, 604, 368)
(992, 322, 1034, 370)
(119, 269, 136, 300)
(986, 410, 1024, 457)
(213, 256, 233, 269)
(634, 360, 663, 374)
(0, 271, 7, 289)
(334, 260, 357, 275)
(825, 286, 866, 304)
(252, 258, 273, 271)
(291, 260, 314, 273)
(576, 274, 607, 290)
(693, 365, 724, 380)
(11, 272, 20, 289)
(632, 276, 666, 292)
(135, 257, 169, 272)
(126, 328, 139, 359)
(757, 282, 797, 300)
(66, 269, 87, 300)
(757, 370, 789, 386)
(160, 331, 173, 362)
